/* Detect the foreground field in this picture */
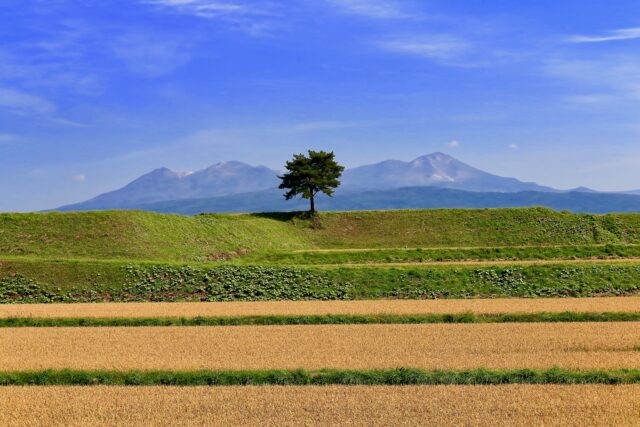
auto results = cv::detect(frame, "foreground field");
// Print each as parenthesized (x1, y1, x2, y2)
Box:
(1, 385, 639, 427)
(2, 323, 639, 371)
(2, 297, 639, 318)
(3, 208, 640, 424)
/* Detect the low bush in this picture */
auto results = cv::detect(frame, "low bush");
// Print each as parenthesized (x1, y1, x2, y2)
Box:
(1, 368, 640, 386)
(2, 263, 640, 303)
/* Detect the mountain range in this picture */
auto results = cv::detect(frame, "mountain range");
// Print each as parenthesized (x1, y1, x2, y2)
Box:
(55, 153, 640, 214)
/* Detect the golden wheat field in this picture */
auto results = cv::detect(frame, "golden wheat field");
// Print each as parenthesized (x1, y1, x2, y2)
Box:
(2, 297, 639, 319)
(2, 323, 640, 371)
(1, 385, 639, 427)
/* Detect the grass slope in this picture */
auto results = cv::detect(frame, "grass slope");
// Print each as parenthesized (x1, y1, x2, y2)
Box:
(0, 211, 309, 261)
(3, 208, 640, 262)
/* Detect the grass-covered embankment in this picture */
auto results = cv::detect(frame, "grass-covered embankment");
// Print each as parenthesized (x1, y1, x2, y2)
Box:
(238, 244, 640, 265)
(3, 260, 640, 302)
(4, 208, 640, 262)
(0, 211, 310, 262)
(1, 368, 640, 386)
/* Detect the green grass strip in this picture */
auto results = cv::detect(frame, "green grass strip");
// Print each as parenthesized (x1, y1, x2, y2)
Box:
(2, 312, 640, 328)
(1, 368, 640, 386)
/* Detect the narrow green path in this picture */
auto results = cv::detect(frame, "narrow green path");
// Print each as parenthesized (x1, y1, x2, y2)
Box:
(2, 368, 640, 386)
(3, 312, 640, 327)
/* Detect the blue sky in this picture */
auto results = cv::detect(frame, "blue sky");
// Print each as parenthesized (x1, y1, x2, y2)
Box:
(1, 0, 639, 211)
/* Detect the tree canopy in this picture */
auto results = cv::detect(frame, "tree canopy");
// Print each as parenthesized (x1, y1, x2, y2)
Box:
(278, 150, 344, 213)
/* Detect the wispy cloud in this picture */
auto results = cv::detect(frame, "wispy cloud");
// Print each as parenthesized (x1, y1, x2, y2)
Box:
(567, 27, 640, 43)
(325, 0, 411, 19)
(377, 35, 471, 64)
(144, 0, 267, 17)
(546, 56, 640, 101)
(0, 133, 17, 144)
(0, 87, 56, 114)
(563, 94, 617, 107)
(283, 121, 371, 132)
(110, 33, 195, 77)
(0, 21, 103, 95)
(142, 0, 279, 35)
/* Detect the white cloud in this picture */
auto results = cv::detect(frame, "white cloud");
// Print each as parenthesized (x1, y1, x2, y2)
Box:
(0, 87, 56, 114)
(508, 143, 519, 150)
(71, 174, 86, 183)
(377, 35, 471, 63)
(567, 27, 640, 43)
(447, 140, 460, 147)
(325, 0, 411, 19)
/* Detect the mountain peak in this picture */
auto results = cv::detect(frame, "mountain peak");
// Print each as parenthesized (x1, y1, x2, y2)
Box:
(342, 152, 554, 193)
(410, 152, 459, 168)
(208, 160, 246, 168)
(149, 166, 173, 174)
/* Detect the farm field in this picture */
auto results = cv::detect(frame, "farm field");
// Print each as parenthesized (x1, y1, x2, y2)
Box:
(2, 296, 639, 318)
(2, 323, 640, 371)
(1, 385, 640, 427)
(2, 385, 640, 427)
(2, 208, 640, 425)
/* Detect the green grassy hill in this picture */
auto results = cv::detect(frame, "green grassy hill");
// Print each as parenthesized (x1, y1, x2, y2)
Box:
(0, 211, 309, 261)
(2, 208, 640, 262)
(4, 207, 640, 302)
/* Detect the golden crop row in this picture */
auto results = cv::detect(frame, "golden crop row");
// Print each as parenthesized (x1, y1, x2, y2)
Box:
(2, 323, 640, 371)
(1, 385, 639, 426)
(2, 297, 640, 319)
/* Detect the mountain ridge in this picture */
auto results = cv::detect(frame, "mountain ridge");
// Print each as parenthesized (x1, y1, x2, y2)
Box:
(122, 186, 640, 215)
(56, 152, 565, 211)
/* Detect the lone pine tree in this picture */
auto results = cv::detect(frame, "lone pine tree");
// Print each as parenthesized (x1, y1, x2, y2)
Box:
(278, 150, 344, 214)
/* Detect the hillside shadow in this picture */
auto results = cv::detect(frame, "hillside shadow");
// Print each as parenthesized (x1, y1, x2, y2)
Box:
(250, 211, 314, 222)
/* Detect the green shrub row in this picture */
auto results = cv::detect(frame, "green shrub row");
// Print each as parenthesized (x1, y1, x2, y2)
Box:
(3, 312, 640, 327)
(2, 368, 640, 386)
(2, 263, 640, 303)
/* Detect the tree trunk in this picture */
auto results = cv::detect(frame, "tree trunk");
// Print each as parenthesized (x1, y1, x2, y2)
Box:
(309, 193, 315, 214)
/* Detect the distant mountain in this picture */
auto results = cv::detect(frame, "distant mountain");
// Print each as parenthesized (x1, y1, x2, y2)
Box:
(567, 187, 598, 193)
(57, 161, 279, 211)
(131, 187, 640, 215)
(341, 152, 556, 193)
(56, 152, 564, 212)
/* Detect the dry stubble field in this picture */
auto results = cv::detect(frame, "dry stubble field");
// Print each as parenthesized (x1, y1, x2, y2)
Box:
(2, 322, 640, 371)
(2, 385, 640, 427)
(2, 297, 640, 318)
